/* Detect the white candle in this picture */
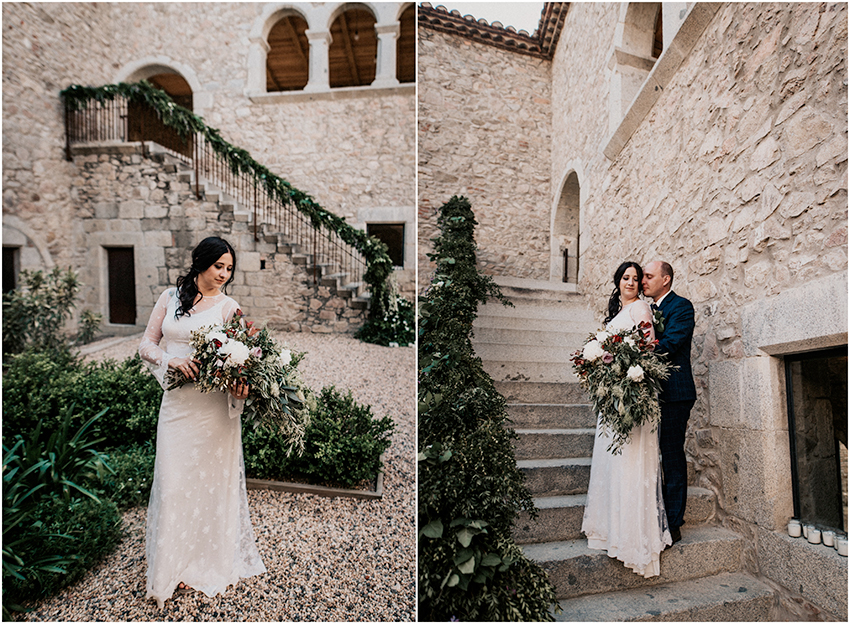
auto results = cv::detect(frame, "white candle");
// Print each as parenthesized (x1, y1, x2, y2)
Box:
(807, 527, 822, 544)
(787, 519, 802, 538)
(836, 536, 848, 557)
(822, 530, 835, 547)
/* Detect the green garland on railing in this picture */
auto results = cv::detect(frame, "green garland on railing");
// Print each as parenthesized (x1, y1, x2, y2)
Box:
(60, 81, 393, 321)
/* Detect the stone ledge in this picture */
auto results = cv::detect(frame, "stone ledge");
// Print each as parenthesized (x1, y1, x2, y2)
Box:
(757, 527, 848, 620)
(246, 84, 414, 104)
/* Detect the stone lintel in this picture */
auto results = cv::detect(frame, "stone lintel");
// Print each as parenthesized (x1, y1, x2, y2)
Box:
(741, 271, 848, 357)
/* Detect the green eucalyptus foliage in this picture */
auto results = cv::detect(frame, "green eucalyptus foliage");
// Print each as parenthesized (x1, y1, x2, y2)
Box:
(418, 196, 559, 621)
(2, 268, 80, 358)
(60, 81, 395, 324)
(242, 385, 394, 488)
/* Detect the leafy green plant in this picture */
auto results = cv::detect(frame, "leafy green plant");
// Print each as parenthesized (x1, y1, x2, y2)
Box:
(75, 309, 103, 345)
(2, 407, 120, 618)
(356, 293, 415, 347)
(3, 351, 162, 451)
(243, 385, 395, 488)
(96, 443, 156, 511)
(418, 196, 559, 621)
(2, 268, 80, 358)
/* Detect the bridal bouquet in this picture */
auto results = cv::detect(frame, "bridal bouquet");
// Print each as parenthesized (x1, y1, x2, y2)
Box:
(570, 321, 674, 454)
(166, 309, 310, 455)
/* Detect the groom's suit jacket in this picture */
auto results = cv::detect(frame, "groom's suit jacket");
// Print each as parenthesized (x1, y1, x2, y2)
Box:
(655, 291, 696, 403)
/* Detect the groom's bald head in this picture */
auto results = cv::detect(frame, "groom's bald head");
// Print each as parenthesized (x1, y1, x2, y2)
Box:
(642, 261, 673, 300)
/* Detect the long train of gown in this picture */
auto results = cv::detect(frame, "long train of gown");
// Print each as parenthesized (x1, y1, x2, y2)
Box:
(580, 300, 671, 578)
(140, 289, 266, 608)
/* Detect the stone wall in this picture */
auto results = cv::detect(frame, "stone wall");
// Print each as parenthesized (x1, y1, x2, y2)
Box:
(417, 28, 553, 286)
(70, 146, 366, 334)
(2, 2, 415, 298)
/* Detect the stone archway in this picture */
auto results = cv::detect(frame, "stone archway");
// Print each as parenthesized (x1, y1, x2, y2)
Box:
(552, 171, 581, 283)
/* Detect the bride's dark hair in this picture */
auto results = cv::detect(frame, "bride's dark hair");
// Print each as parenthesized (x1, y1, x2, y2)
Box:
(175, 236, 237, 319)
(604, 261, 643, 324)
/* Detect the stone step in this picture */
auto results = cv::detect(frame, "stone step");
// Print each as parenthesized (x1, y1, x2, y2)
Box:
(478, 300, 599, 323)
(525, 525, 746, 601)
(515, 488, 716, 544)
(473, 326, 590, 350)
(474, 314, 596, 334)
(518, 457, 592, 497)
(495, 380, 588, 404)
(513, 428, 596, 460)
(507, 403, 595, 429)
(483, 359, 582, 383)
(552, 571, 775, 621)
(474, 342, 578, 364)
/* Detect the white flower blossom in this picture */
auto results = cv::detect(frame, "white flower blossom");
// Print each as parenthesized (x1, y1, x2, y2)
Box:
(206, 330, 229, 345)
(623, 337, 637, 349)
(219, 339, 250, 366)
(596, 330, 612, 342)
(627, 365, 645, 382)
(583, 340, 605, 361)
(278, 349, 292, 367)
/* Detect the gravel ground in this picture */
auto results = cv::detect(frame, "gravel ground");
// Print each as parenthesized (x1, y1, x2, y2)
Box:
(22, 331, 416, 622)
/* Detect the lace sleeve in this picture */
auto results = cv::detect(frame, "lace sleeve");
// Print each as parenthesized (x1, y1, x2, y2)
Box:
(139, 289, 174, 389)
(222, 296, 245, 419)
(629, 300, 656, 343)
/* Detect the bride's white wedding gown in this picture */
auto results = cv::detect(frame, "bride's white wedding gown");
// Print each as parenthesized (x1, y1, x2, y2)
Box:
(580, 299, 671, 578)
(139, 289, 266, 608)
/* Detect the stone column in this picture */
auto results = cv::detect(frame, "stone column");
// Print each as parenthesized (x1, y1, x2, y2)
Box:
(246, 37, 270, 93)
(304, 29, 331, 92)
(372, 22, 400, 88)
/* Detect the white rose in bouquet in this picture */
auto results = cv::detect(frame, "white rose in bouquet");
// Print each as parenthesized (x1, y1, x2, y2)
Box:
(596, 330, 611, 342)
(582, 340, 605, 362)
(206, 330, 229, 345)
(219, 340, 250, 366)
(278, 349, 292, 367)
(627, 365, 645, 382)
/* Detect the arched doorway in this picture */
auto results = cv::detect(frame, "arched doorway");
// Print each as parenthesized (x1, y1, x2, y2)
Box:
(554, 172, 580, 283)
(128, 71, 194, 158)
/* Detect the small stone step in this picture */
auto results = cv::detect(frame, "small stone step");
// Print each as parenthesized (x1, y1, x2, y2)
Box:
(474, 343, 578, 364)
(477, 300, 599, 323)
(513, 428, 596, 460)
(507, 404, 595, 429)
(553, 571, 775, 621)
(496, 381, 588, 404)
(525, 525, 746, 600)
(473, 326, 590, 350)
(516, 488, 716, 545)
(518, 457, 592, 497)
(474, 313, 595, 334)
(483, 360, 581, 383)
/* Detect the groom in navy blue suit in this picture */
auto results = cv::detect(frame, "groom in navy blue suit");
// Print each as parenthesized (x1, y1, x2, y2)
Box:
(642, 261, 696, 546)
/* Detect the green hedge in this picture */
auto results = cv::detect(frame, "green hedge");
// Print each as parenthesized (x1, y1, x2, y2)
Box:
(417, 196, 559, 621)
(2, 349, 162, 451)
(243, 385, 395, 488)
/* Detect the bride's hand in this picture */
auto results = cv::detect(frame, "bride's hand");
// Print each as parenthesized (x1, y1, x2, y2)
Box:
(229, 379, 249, 400)
(169, 357, 200, 380)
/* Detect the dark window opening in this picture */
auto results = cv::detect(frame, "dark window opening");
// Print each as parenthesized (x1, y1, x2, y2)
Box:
(396, 5, 415, 83)
(785, 346, 848, 533)
(106, 247, 137, 325)
(128, 73, 193, 159)
(652, 6, 663, 59)
(367, 223, 404, 268)
(3, 246, 20, 294)
(267, 14, 310, 92)
(329, 9, 377, 88)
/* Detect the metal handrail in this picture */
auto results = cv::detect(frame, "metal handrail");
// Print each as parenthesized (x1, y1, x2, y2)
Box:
(65, 96, 367, 288)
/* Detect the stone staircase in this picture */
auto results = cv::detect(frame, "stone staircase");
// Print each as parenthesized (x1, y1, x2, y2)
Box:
(154, 147, 369, 311)
(472, 278, 777, 621)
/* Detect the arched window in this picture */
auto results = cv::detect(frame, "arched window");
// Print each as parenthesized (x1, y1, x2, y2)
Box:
(128, 71, 193, 158)
(266, 13, 310, 92)
(396, 4, 415, 83)
(328, 7, 377, 88)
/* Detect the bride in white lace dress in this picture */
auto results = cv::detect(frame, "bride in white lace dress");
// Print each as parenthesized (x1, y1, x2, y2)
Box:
(581, 261, 671, 578)
(139, 236, 266, 608)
